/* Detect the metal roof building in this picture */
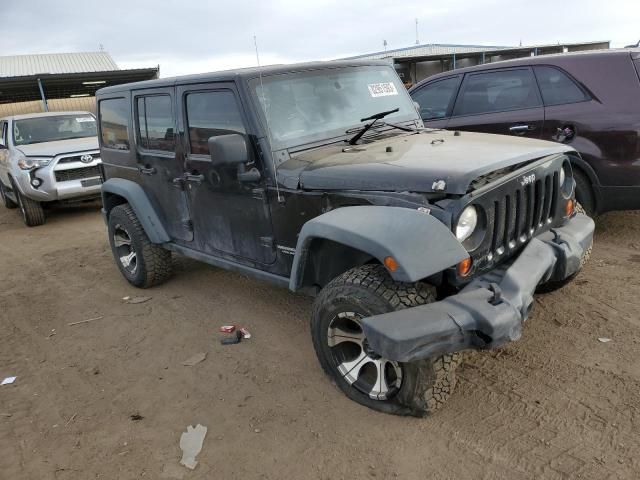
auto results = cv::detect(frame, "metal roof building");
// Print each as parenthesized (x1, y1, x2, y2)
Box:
(340, 41, 611, 85)
(0, 51, 159, 116)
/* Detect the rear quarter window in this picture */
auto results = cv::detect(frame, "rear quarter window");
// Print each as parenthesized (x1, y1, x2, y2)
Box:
(99, 98, 130, 150)
(533, 66, 589, 106)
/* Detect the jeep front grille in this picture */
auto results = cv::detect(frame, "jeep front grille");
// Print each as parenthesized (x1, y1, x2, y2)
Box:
(54, 166, 101, 182)
(485, 171, 559, 257)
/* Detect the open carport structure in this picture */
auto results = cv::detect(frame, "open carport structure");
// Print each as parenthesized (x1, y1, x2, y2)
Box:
(0, 51, 158, 116)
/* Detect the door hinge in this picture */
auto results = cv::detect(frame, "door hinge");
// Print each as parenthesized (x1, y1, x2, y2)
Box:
(252, 188, 267, 202)
(259, 236, 275, 249)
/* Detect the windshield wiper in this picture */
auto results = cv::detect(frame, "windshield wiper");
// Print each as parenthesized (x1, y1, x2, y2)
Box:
(347, 107, 399, 145)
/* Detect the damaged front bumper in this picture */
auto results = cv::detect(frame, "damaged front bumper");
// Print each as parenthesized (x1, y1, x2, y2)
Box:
(361, 213, 595, 363)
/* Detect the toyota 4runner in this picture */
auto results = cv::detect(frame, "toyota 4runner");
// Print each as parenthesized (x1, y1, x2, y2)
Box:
(97, 61, 594, 416)
(0, 111, 102, 226)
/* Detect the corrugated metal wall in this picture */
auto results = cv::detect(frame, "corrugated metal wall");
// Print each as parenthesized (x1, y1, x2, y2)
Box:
(0, 97, 96, 117)
(0, 52, 118, 77)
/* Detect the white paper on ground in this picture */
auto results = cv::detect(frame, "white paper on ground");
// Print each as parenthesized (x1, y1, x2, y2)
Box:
(179, 424, 207, 470)
(1, 376, 17, 385)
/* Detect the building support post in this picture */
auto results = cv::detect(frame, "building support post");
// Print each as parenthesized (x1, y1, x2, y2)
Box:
(481, 51, 485, 64)
(452, 53, 456, 70)
(37, 78, 48, 112)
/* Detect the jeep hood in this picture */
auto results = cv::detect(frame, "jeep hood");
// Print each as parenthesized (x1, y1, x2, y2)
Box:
(16, 137, 99, 157)
(278, 131, 573, 195)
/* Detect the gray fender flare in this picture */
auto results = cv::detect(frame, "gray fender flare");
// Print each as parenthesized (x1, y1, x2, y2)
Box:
(101, 178, 170, 244)
(289, 206, 468, 291)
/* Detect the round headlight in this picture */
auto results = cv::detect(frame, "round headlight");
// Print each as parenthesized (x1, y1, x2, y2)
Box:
(456, 205, 478, 242)
(559, 165, 566, 187)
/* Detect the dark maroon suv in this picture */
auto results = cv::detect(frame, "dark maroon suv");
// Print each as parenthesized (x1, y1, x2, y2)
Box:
(409, 49, 640, 215)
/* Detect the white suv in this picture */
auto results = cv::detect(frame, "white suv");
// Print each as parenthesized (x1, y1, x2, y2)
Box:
(0, 111, 102, 226)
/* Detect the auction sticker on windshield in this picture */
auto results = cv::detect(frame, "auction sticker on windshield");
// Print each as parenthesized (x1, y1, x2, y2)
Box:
(368, 82, 398, 98)
(76, 117, 95, 123)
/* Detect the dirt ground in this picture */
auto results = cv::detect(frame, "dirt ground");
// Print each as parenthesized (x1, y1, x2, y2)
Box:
(0, 203, 639, 480)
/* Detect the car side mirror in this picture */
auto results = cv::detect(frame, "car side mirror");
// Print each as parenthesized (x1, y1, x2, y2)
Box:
(208, 133, 248, 166)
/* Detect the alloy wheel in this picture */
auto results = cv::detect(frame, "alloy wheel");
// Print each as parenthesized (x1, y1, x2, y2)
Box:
(113, 224, 137, 275)
(327, 311, 402, 400)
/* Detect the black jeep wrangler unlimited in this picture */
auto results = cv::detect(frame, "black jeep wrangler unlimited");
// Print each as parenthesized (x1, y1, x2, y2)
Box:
(97, 60, 594, 416)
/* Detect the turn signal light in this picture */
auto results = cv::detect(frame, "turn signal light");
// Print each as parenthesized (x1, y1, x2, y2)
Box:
(457, 257, 472, 277)
(384, 256, 398, 272)
(565, 199, 575, 217)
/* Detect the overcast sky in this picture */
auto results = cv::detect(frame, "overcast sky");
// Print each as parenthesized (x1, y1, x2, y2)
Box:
(3, 0, 639, 77)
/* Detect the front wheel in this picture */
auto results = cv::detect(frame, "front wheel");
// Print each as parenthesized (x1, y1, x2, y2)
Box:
(311, 264, 462, 417)
(14, 187, 45, 227)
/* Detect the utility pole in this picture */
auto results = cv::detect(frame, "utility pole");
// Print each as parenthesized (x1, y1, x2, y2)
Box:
(415, 18, 419, 45)
(383, 39, 388, 53)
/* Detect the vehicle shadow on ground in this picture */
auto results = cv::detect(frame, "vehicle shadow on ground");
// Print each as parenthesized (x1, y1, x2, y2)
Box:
(42, 200, 103, 224)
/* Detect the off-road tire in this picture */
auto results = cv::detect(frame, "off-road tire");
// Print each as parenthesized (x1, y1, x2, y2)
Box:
(0, 181, 18, 209)
(537, 202, 592, 293)
(311, 264, 462, 417)
(107, 203, 172, 288)
(14, 186, 45, 226)
(573, 169, 595, 217)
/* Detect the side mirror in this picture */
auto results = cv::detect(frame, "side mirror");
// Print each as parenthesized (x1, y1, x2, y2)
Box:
(208, 133, 248, 166)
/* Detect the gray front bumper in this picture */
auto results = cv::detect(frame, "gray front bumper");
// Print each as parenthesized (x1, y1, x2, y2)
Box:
(361, 213, 595, 363)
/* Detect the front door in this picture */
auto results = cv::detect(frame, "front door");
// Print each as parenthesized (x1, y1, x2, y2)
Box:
(132, 88, 193, 242)
(447, 67, 545, 139)
(177, 83, 276, 265)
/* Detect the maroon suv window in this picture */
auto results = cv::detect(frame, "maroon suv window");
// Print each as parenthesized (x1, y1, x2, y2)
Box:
(453, 68, 541, 116)
(533, 66, 589, 106)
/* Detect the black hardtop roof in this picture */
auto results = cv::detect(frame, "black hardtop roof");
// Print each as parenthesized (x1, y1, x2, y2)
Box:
(415, 48, 640, 86)
(97, 59, 390, 95)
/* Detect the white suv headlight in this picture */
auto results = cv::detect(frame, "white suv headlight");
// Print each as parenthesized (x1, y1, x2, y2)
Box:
(455, 205, 478, 242)
(17, 157, 52, 170)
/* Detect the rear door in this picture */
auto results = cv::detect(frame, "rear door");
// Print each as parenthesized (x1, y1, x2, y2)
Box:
(447, 67, 544, 138)
(177, 83, 276, 265)
(410, 75, 461, 128)
(131, 88, 193, 242)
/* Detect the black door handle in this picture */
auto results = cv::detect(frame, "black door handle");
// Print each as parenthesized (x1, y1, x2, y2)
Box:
(139, 165, 156, 175)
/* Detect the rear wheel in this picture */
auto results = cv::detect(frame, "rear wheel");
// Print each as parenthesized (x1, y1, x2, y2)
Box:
(0, 181, 18, 209)
(311, 264, 462, 417)
(14, 186, 45, 227)
(107, 204, 172, 288)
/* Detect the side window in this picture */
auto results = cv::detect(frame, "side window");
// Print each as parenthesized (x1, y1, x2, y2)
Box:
(534, 66, 589, 106)
(99, 98, 130, 150)
(453, 69, 541, 116)
(136, 95, 174, 152)
(411, 77, 460, 120)
(185, 90, 246, 155)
